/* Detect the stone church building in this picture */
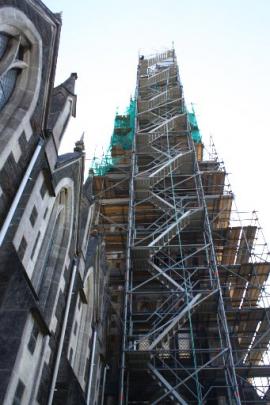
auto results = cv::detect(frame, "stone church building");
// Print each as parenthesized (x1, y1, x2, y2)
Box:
(0, 1, 107, 404)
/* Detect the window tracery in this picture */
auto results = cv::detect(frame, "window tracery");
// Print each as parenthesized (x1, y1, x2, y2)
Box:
(0, 33, 28, 111)
(0, 33, 9, 58)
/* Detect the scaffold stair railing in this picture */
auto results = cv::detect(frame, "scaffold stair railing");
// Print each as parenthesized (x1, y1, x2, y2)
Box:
(147, 260, 186, 292)
(148, 209, 201, 252)
(148, 293, 201, 350)
(136, 150, 193, 188)
(150, 150, 192, 181)
(147, 113, 185, 138)
(116, 49, 260, 405)
(146, 87, 182, 110)
(140, 67, 174, 88)
(149, 191, 175, 211)
(142, 50, 175, 68)
(147, 362, 189, 405)
(135, 291, 220, 354)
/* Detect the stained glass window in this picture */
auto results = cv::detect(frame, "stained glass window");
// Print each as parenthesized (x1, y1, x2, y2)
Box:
(0, 33, 8, 59)
(0, 69, 18, 111)
(0, 33, 19, 112)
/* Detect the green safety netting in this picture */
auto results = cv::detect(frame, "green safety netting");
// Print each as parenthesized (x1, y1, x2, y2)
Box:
(91, 154, 120, 177)
(91, 99, 201, 176)
(91, 98, 136, 176)
(188, 104, 202, 143)
(111, 97, 136, 150)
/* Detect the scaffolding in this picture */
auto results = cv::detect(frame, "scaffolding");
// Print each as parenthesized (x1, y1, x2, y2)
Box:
(93, 50, 270, 404)
(91, 95, 200, 178)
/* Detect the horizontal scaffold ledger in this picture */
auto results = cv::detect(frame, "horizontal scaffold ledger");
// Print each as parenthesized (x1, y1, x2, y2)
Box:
(91, 49, 270, 405)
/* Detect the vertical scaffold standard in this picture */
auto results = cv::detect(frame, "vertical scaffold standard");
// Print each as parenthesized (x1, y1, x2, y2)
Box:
(92, 48, 270, 405)
(91, 97, 201, 176)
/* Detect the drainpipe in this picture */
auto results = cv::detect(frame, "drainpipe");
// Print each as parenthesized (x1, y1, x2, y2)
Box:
(0, 141, 43, 246)
(47, 258, 78, 405)
(86, 329, 97, 405)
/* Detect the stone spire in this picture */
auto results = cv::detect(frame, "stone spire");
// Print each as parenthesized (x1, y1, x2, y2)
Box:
(61, 73, 78, 95)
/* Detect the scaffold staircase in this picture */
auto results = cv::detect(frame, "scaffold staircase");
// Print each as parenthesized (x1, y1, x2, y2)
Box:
(130, 51, 210, 402)
(134, 208, 202, 262)
(147, 260, 185, 291)
(140, 67, 176, 88)
(148, 293, 201, 350)
(147, 362, 189, 405)
(136, 149, 193, 188)
(140, 87, 182, 111)
(148, 209, 200, 252)
(116, 49, 270, 405)
(149, 191, 175, 211)
(91, 48, 270, 405)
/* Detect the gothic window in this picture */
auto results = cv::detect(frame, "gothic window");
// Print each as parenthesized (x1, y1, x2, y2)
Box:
(0, 8, 42, 147)
(0, 34, 8, 58)
(70, 270, 94, 388)
(0, 33, 28, 112)
(32, 185, 73, 312)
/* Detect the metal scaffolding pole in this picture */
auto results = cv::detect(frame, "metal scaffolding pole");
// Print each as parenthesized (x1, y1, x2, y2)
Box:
(92, 49, 270, 404)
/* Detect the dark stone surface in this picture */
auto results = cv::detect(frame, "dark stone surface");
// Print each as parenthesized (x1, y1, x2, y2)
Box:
(0, 0, 62, 226)
(56, 152, 82, 168)
(0, 146, 44, 249)
(0, 3, 107, 404)
(48, 73, 77, 135)
(37, 362, 50, 405)
(0, 309, 28, 402)
(53, 360, 86, 405)
(0, 371, 10, 405)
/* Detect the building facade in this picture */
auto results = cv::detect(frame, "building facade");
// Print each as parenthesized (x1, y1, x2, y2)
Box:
(2, 1, 270, 404)
(0, 1, 107, 404)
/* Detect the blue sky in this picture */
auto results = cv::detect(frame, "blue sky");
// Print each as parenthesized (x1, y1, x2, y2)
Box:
(44, 0, 270, 242)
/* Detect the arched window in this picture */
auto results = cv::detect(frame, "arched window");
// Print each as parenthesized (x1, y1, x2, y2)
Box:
(0, 33, 8, 58)
(32, 186, 73, 314)
(0, 8, 42, 141)
(0, 69, 17, 111)
(0, 32, 28, 111)
(69, 268, 95, 389)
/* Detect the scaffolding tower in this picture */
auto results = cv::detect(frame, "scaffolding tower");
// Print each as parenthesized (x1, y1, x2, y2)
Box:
(92, 50, 270, 404)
